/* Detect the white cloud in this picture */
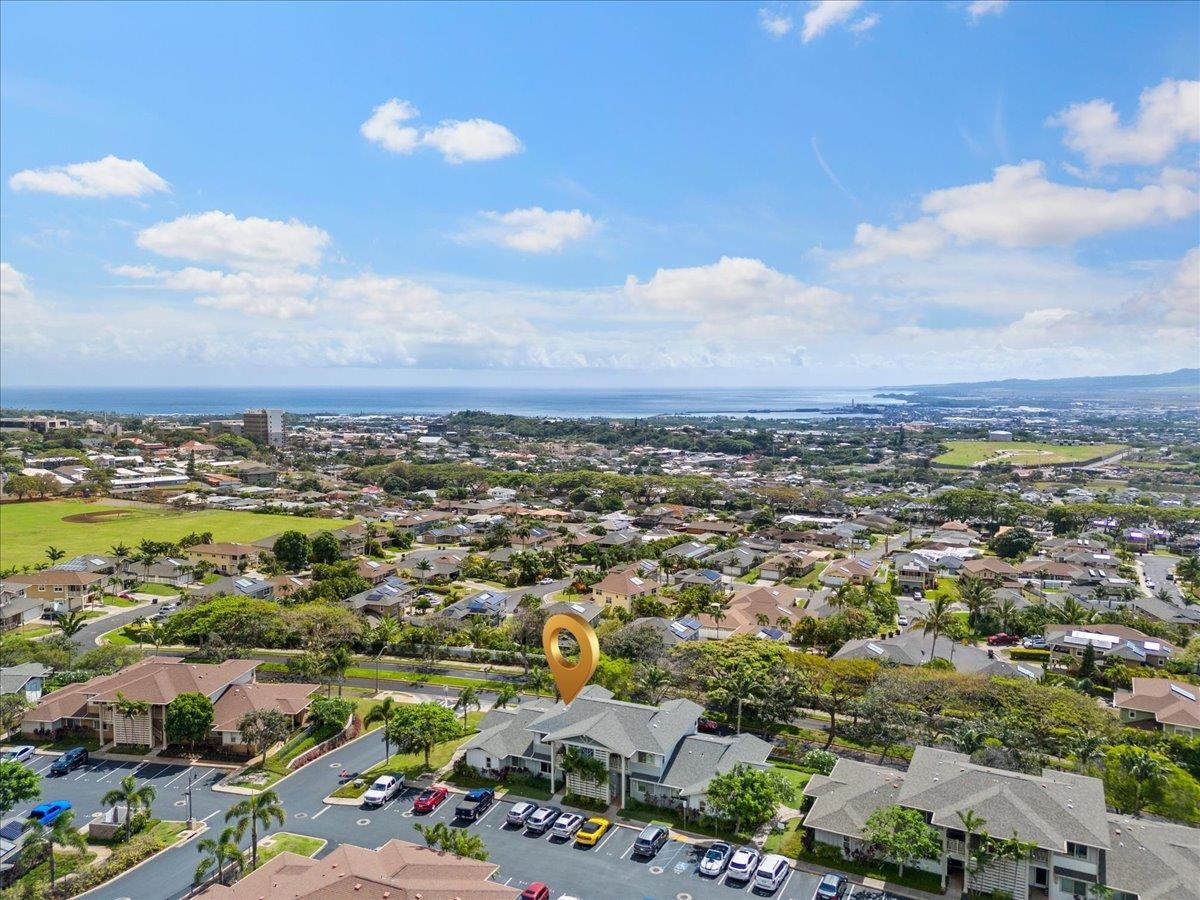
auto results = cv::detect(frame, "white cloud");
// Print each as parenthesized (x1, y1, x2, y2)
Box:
(136, 211, 330, 271)
(1048, 78, 1200, 169)
(838, 161, 1197, 265)
(463, 207, 598, 253)
(849, 13, 879, 33)
(624, 256, 847, 321)
(421, 119, 523, 164)
(8, 155, 168, 198)
(966, 0, 1008, 22)
(758, 8, 794, 36)
(361, 99, 522, 163)
(359, 99, 421, 154)
(326, 274, 444, 324)
(802, 1, 865, 42)
(0, 262, 32, 302)
(1116, 246, 1200, 330)
(116, 265, 319, 319)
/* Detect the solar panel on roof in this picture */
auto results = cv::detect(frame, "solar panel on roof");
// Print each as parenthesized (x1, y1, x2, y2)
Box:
(235, 578, 253, 588)
(1170, 684, 1197, 701)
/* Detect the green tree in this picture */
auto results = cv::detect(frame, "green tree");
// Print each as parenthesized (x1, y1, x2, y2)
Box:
(412, 820, 451, 849)
(704, 763, 796, 835)
(226, 789, 286, 871)
(54, 610, 88, 667)
(861, 805, 942, 877)
(1078, 642, 1098, 680)
(113, 691, 151, 745)
(320, 645, 353, 697)
(100, 773, 157, 841)
(45, 545, 66, 564)
(165, 692, 215, 752)
(454, 686, 481, 725)
(0, 759, 40, 816)
(238, 709, 292, 766)
(310, 531, 342, 565)
(443, 827, 489, 860)
(492, 683, 519, 709)
(385, 702, 461, 767)
(364, 696, 399, 764)
(272, 530, 313, 572)
(20, 810, 86, 888)
(989, 527, 1036, 560)
(0, 692, 31, 734)
(194, 824, 245, 887)
(916, 594, 955, 660)
(1105, 745, 1169, 816)
(956, 808, 989, 894)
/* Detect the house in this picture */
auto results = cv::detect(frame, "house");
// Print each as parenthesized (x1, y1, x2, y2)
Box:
(695, 585, 809, 640)
(820, 557, 879, 587)
(235, 461, 278, 486)
(125, 557, 194, 587)
(612, 615, 701, 648)
(1113, 679, 1200, 737)
(187, 543, 260, 576)
(387, 509, 451, 535)
(661, 541, 715, 564)
(194, 575, 273, 600)
(1017, 559, 1085, 587)
(1045, 625, 1177, 669)
(961, 557, 1019, 584)
(893, 553, 938, 593)
(209, 681, 322, 752)
(355, 558, 397, 584)
(0, 582, 41, 631)
(460, 685, 770, 811)
(428, 553, 465, 580)
(194, 838, 519, 899)
(21, 656, 318, 751)
(4, 570, 104, 613)
(590, 564, 659, 611)
(683, 520, 742, 537)
(0, 663, 51, 702)
(705, 547, 760, 577)
(803, 746, 1121, 900)
(440, 589, 512, 624)
(833, 631, 1038, 678)
(343, 576, 414, 618)
(672, 568, 725, 590)
(760, 550, 824, 583)
(328, 524, 369, 557)
(269, 574, 310, 599)
(540, 599, 604, 625)
(419, 523, 475, 545)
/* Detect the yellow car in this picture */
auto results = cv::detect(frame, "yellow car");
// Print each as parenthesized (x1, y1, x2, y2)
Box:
(573, 816, 611, 847)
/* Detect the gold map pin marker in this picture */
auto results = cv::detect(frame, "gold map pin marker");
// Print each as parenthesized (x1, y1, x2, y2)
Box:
(542, 611, 599, 705)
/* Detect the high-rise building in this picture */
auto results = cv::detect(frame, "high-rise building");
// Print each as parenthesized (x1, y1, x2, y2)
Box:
(243, 408, 285, 447)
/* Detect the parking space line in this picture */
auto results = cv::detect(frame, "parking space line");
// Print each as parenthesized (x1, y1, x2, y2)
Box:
(595, 829, 618, 852)
(200, 810, 220, 823)
(620, 839, 635, 859)
(163, 768, 191, 788)
(311, 805, 331, 819)
(779, 867, 794, 896)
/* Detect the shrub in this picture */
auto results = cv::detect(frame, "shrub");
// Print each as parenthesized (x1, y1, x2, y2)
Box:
(309, 697, 353, 730)
(800, 749, 838, 775)
(1008, 648, 1051, 661)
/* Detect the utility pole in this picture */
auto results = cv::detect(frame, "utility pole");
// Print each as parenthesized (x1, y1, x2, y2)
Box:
(183, 770, 196, 830)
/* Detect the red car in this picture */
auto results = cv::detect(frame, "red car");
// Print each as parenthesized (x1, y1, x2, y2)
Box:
(520, 884, 550, 900)
(697, 717, 719, 733)
(412, 786, 447, 813)
(987, 632, 1020, 646)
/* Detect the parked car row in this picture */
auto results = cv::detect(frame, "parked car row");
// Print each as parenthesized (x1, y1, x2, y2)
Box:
(696, 840, 791, 892)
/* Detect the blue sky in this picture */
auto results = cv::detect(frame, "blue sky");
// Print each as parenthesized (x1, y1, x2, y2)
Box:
(1, 0, 1197, 388)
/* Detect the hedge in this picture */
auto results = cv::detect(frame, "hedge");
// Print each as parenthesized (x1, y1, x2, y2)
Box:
(1008, 648, 1051, 661)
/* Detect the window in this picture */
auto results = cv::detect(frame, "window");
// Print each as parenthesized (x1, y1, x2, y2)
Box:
(53, 586, 63, 593)
(1058, 876, 1088, 899)
(637, 751, 656, 765)
(1064, 842, 1089, 860)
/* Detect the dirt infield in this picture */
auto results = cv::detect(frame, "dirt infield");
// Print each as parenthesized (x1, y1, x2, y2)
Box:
(62, 510, 138, 524)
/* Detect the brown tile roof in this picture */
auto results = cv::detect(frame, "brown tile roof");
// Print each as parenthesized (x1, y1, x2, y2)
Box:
(6, 570, 103, 587)
(1113, 678, 1200, 730)
(696, 585, 810, 636)
(211, 682, 320, 732)
(196, 839, 519, 899)
(962, 557, 1019, 577)
(592, 564, 658, 598)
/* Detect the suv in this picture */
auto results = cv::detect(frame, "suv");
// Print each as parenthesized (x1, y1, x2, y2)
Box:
(505, 801, 538, 827)
(1021, 635, 1047, 649)
(632, 824, 668, 858)
(814, 872, 846, 899)
(48, 747, 88, 776)
(550, 812, 584, 840)
(754, 854, 791, 893)
(726, 846, 760, 884)
(454, 788, 495, 821)
(525, 805, 561, 835)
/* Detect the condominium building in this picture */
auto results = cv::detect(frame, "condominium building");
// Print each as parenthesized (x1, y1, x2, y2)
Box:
(242, 408, 285, 447)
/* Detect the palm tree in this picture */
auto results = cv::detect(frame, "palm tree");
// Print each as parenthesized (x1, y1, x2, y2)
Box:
(994, 597, 1020, 634)
(225, 789, 286, 871)
(45, 545, 66, 564)
(21, 811, 87, 887)
(415, 558, 432, 582)
(634, 664, 672, 704)
(525, 667, 553, 697)
(916, 594, 955, 659)
(372, 617, 402, 691)
(443, 827, 489, 860)
(1176, 555, 1200, 586)
(101, 774, 157, 841)
(364, 696, 398, 764)
(455, 686, 481, 725)
(412, 820, 451, 849)
(492, 683, 519, 709)
(110, 543, 132, 589)
(112, 691, 151, 746)
(55, 610, 88, 667)
(194, 825, 245, 887)
(321, 645, 352, 697)
(709, 602, 729, 639)
(1056, 596, 1093, 625)
(956, 808, 989, 894)
(957, 574, 995, 629)
(144, 621, 170, 653)
(1069, 733, 1106, 774)
(1120, 749, 1168, 816)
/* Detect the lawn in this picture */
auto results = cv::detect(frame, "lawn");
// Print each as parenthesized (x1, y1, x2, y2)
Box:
(769, 762, 814, 793)
(933, 440, 1125, 468)
(762, 817, 804, 855)
(256, 832, 326, 866)
(0, 500, 335, 569)
(101, 594, 139, 608)
(793, 841, 945, 894)
(135, 582, 181, 596)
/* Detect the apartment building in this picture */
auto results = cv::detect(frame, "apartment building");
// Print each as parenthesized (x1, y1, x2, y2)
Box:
(242, 408, 285, 448)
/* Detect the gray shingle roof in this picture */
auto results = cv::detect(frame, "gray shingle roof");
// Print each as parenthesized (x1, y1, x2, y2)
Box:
(531, 686, 703, 757)
(802, 759, 905, 837)
(460, 704, 552, 761)
(1104, 814, 1200, 900)
(658, 733, 772, 796)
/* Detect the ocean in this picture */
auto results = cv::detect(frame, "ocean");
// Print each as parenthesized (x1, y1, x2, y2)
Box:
(0, 386, 904, 419)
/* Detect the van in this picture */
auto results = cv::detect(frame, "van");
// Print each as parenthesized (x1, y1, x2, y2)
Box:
(752, 854, 790, 893)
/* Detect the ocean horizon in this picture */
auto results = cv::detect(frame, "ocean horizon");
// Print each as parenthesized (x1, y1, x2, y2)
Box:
(0, 385, 905, 419)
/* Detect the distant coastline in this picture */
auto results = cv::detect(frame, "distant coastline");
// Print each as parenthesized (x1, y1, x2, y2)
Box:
(0, 385, 903, 419)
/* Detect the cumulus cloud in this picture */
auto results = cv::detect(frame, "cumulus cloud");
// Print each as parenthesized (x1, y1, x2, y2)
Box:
(966, 0, 1008, 21)
(1115, 246, 1200, 330)
(758, 8, 794, 36)
(0, 262, 44, 348)
(462, 207, 598, 253)
(1048, 78, 1200, 169)
(838, 161, 1196, 265)
(114, 265, 319, 319)
(802, 1, 866, 42)
(0, 262, 32, 302)
(361, 98, 522, 163)
(136, 211, 330, 271)
(8, 155, 168, 198)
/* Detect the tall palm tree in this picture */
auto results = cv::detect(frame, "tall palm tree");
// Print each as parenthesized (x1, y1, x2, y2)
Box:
(101, 774, 157, 841)
(957, 574, 995, 629)
(110, 543, 132, 589)
(956, 808, 989, 894)
(364, 696, 398, 764)
(634, 664, 672, 705)
(415, 558, 432, 582)
(454, 686, 480, 725)
(492, 683, 519, 709)
(1056, 596, 1093, 625)
(1120, 749, 1168, 816)
(916, 594, 955, 660)
(994, 597, 1020, 634)
(372, 617, 402, 691)
(54, 610, 88, 667)
(21, 810, 87, 887)
(321, 645, 352, 697)
(525, 667, 553, 698)
(45, 545, 66, 564)
(112, 691, 151, 746)
(709, 602, 729, 639)
(194, 825, 245, 887)
(225, 789, 286, 871)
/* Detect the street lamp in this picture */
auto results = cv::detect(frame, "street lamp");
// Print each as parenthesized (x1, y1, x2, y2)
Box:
(182, 769, 196, 830)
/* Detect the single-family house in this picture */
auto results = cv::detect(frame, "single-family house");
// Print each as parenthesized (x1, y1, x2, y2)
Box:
(342, 576, 414, 618)
(695, 585, 809, 640)
(0, 663, 51, 702)
(961, 557, 1019, 584)
(591, 564, 659, 611)
(5, 570, 104, 613)
(705, 547, 760, 577)
(894, 554, 938, 593)
(187, 543, 260, 576)
(1113, 678, 1200, 737)
(820, 557, 879, 587)
(356, 558, 397, 584)
(833, 631, 1038, 679)
(0, 582, 41, 631)
(1045, 625, 1177, 669)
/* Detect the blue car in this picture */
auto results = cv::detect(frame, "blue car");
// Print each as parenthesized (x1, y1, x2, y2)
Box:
(28, 800, 72, 826)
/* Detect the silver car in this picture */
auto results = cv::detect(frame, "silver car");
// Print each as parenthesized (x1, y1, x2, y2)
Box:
(726, 846, 760, 883)
(551, 812, 584, 839)
(698, 841, 732, 877)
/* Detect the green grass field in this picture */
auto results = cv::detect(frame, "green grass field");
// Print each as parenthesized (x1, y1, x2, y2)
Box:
(0, 500, 335, 569)
(933, 440, 1126, 468)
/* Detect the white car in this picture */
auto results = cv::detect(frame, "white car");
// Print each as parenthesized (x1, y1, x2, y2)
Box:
(726, 846, 760, 884)
(1146, 579, 1156, 590)
(754, 853, 791, 893)
(362, 775, 404, 807)
(1, 745, 35, 764)
(551, 812, 584, 839)
(897, 615, 909, 627)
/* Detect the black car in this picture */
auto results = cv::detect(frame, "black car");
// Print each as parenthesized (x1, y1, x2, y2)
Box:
(454, 788, 495, 821)
(48, 747, 88, 776)
(632, 824, 669, 858)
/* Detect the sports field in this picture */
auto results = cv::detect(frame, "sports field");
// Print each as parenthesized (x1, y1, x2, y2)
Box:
(0, 500, 334, 569)
(933, 441, 1126, 468)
